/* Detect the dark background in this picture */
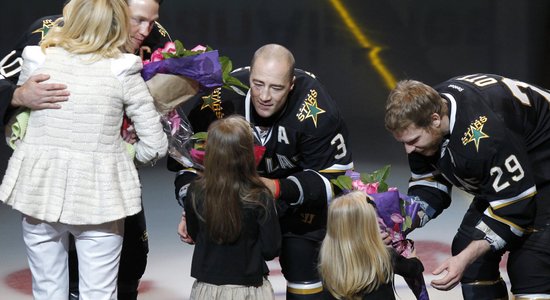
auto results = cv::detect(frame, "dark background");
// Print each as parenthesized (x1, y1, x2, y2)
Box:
(1, 0, 550, 180)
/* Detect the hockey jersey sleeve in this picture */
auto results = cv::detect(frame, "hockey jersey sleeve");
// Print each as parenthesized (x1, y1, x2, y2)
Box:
(407, 152, 453, 223)
(276, 73, 354, 209)
(0, 16, 52, 124)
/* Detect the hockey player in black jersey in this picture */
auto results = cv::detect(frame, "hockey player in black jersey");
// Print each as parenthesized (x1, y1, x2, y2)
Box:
(173, 44, 354, 299)
(385, 74, 550, 300)
(0, 1, 170, 299)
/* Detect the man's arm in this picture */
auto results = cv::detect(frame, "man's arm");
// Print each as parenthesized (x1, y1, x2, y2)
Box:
(405, 152, 454, 232)
(11, 73, 69, 109)
(0, 16, 69, 125)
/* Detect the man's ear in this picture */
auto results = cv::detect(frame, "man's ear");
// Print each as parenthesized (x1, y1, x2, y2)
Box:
(290, 75, 296, 91)
(431, 113, 441, 128)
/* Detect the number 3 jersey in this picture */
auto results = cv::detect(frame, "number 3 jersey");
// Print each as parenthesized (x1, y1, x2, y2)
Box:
(409, 73, 550, 250)
(173, 67, 354, 239)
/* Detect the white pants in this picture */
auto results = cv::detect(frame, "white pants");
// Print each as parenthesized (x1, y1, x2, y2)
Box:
(22, 215, 124, 300)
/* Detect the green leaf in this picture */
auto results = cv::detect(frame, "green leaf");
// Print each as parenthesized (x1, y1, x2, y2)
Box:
(224, 76, 249, 91)
(192, 131, 207, 140)
(332, 175, 352, 191)
(175, 40, 186, 56)
(403, 216, 412, 232)
(330, 179, 342, 190)
(219, 56, 232, 77)
(377, 181, 389, 193)
(192, 132, 207, 150)
(373, 164, 391, 183)
(360, 172, 373, 183)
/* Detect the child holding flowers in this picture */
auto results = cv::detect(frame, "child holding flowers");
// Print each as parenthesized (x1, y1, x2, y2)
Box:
(184, 115, 281, 299)
(319, 190, 426, 300)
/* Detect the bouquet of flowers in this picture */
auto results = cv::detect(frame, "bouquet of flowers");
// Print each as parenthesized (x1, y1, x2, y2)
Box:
(129, 40, 249, 167)
(331, 165, 429, 300)
(142, 40, 248, 114)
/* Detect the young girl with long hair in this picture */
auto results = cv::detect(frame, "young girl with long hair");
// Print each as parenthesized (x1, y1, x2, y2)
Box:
(0, 0, 167, 299)
(319, 191, 425, 300)
(184, 115, 281, 299)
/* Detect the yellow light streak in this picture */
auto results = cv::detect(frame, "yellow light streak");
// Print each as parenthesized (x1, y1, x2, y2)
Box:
(329, 0, 397, 89)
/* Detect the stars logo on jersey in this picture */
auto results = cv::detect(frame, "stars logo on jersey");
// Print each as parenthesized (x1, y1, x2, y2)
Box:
(201, 87, 224, 119)
(32, 19, 56, 40)
(461, 115, 489, 152)
(296, 89, 326, 127)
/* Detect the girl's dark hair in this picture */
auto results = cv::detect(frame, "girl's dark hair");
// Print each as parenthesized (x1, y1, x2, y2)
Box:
(192, 115, 270, 244)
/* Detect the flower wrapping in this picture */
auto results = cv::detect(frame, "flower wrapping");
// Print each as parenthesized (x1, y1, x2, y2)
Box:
(141, 50, 223, 115)
(145, 73, 200, 115)
(141, 49, 222, 86)
(369, 190, 420, 257)
(161, 109, 203, 169)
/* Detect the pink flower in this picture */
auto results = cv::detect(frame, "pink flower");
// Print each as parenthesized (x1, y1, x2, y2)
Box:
(191, 45, 207, 52)
(162, 42, 177, 54)
(390, 213, 404, 224)
(365, 182, 379, 194)
(150, 49, 165, 63)
(351, 180, 380, 194)
(351, 180, 368, 193)
(166, 110, 181, 136)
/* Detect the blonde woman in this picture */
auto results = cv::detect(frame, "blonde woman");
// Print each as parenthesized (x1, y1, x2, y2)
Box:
(319, 191, 425, 300)
(185, 115, 281, 299)
(0, 0, 167, 299)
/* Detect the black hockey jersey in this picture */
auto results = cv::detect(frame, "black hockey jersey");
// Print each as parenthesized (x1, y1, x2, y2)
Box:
(409, 73, 550, 250)
(173, 67, 354, 237)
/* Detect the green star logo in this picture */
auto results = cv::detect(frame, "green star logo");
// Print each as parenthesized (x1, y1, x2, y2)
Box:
(304, 100, 325, 127)
(201, 94, 217, 110)
(200, 88, 224, 119)
(32, 19, 55, 40)
(465, 124, 489, 151)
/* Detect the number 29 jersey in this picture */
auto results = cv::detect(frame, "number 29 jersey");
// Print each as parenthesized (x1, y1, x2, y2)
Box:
(409, 74, 550, 249)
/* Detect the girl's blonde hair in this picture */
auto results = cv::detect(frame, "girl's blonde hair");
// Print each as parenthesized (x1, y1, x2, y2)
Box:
(319, 191, 393, 299)
(41, 0, 131, 59)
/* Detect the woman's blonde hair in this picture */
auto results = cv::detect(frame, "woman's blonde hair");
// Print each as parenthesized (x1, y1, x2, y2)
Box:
(319, 191, 393, 299)
(41, 0, 131, 59)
